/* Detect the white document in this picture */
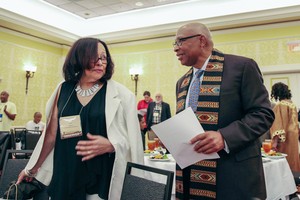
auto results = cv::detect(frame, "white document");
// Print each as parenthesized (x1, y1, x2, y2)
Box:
(151, 107, 220, 169)
(138, 108, 147, 116)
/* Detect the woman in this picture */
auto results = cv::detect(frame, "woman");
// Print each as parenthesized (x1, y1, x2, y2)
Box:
(17, 38, 144, 200)
(270, 82, 300, 171)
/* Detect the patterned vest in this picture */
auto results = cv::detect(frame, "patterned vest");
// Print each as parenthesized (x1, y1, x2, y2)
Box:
(176, 49, 224, 199)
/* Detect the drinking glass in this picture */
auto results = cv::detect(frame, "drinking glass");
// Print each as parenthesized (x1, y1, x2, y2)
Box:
(262, 139, 272, 153)
(147, 140, 156, 151)
(154, 137, 160, 148)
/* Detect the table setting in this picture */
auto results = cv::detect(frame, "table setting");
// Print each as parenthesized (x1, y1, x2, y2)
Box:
(143, 139, 297, 200)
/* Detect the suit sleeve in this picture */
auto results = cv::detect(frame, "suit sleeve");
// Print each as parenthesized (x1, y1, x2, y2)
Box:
(166, 103, 171, 119)
(219, 58, 275, 152)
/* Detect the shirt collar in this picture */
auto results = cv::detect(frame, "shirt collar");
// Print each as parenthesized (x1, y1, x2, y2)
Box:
(192, 55, 211, 75)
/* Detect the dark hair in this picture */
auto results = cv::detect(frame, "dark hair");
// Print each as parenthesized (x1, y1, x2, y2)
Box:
(143, 91, 151, 96)
(271, 82, 292, 101)
(63, 37, 114, 82)
(138, 114, 143, 122)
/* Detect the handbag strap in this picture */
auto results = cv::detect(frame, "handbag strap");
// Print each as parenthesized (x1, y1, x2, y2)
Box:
(6, 183, 18, 200)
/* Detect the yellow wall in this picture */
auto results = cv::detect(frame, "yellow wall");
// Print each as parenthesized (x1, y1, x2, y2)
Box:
(0, 30, 65, 127)
(1, 24, 300, 127)
(110, 24, 300, 115)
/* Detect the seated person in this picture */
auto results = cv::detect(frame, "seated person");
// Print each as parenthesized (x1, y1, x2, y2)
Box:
(138, 114, 146, 150)
(25, 112, 45, 133)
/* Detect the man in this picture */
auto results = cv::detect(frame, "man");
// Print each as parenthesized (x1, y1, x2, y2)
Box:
(146, 92, 171, 140)
(26, 112, 45, 132)
(0, 91, 17, 131)
(174, 22, 274, 199)
(137, 91, 153, 130)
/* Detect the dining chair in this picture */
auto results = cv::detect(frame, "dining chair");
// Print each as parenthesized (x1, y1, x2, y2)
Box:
(13, 127, 27, 150)
(25, 130, 42, 150)
(120, 161, 174, 200)
(0, 150, 32, 197)
(0, 131, 12, 172)
(0, 149, 50, 200)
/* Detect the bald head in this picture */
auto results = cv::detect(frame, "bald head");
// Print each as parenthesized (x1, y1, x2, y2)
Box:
(155, 92, 163, 103)
(0, 91, 9, 103)
(33, 112, 42, 124)
(174, 22, 214, 68)
(177, 22, 214, 48)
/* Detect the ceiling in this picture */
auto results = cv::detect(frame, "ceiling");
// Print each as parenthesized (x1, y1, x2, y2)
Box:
(1, 0, 300, 46)
(43, 0, 188, 19)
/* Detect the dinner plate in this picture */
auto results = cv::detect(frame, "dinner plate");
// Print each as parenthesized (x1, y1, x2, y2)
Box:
(262, 157, 272, 163)
(262, 153, 287, 159)
(148, 158, 170, 162)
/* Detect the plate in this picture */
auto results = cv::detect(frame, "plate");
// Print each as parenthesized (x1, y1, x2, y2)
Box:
(262, 157, 272, 163)
(262, 153, 287, 159)
(148, 158, 170, 162)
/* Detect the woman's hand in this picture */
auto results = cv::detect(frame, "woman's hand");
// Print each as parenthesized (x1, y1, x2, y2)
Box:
(16, 169, 36, 184)
(76, 133, 115, 161)
(271, 136, 279, 151)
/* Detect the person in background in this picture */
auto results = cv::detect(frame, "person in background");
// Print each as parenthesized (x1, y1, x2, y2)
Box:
(259, 101, 276, 144)
(138, 114, 146, 150)
(0, 91, 17, 131)
(269, 82, 300, 171)
(173, 22, 274, 199)
(17, 37, 143, 200)
(26, 112, 45, 132)
(146, 92, 171, 140)
(137, 90, 153, 130)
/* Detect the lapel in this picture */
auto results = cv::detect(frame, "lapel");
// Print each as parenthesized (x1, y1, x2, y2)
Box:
(105, 80, 121, 130)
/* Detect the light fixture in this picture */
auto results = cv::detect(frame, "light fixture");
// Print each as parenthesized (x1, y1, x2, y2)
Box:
(129, 67, 142, 96)
(24, 64, 37, 94)
(287, 40, 300, 52)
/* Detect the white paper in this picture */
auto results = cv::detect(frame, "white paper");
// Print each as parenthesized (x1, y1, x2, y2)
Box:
(138, 108, 147, 116)
(151, 107, 219, 169)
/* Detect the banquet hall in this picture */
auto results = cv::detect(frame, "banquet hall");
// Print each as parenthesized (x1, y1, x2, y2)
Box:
(0, 0, 300, 199)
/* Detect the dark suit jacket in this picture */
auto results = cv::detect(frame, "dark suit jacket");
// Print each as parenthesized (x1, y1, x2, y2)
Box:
(176, 54, 275, 200)
(146, 101, 171, 130)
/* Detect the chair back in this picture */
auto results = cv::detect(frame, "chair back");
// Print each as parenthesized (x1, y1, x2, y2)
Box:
(12, 128, 26, 150)
(25, 130, 42, 150)
(120, 162, 174, 200)
(0, 150, 33, 197)
(0, 131, 12, 171)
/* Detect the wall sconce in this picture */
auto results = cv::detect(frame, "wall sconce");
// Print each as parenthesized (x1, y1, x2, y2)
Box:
(129, 68, 142, 96)
(24, 65, 37, 94)
(287, 40, 300, 52)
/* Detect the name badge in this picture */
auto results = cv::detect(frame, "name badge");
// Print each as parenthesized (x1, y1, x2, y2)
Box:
(153, 109, 160, 117)
(59, 115, 82, 139)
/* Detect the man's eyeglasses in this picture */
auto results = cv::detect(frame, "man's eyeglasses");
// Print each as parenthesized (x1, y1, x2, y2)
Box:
(93, 55, 108, 64)
(173, 34, 202, 47)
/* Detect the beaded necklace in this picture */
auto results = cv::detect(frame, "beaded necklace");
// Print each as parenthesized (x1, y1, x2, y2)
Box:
(75, 83, 100, 97)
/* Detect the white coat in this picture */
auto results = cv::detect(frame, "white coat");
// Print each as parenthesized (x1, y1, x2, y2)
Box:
(26, 79, 144, 199)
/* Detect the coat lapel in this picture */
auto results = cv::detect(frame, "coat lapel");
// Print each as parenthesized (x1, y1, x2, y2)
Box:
(105, 80, 121, 130)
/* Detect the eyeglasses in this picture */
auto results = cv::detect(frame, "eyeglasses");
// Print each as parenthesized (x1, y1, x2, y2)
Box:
(93, 55, 107, 64)
(173, 34, 202, 47)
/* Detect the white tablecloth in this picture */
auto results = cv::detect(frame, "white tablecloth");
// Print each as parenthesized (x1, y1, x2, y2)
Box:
(144, 155, 297, 200)
(263, 158, 297, 200)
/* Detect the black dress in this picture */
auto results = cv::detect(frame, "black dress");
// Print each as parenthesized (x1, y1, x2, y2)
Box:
(48, 81, 115, 200)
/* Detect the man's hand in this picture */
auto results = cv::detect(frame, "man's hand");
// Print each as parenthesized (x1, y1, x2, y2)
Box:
(190, 131, 225, 154)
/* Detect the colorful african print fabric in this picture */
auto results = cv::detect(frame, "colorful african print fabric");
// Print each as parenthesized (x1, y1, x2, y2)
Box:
(176, 49, 224, 199)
